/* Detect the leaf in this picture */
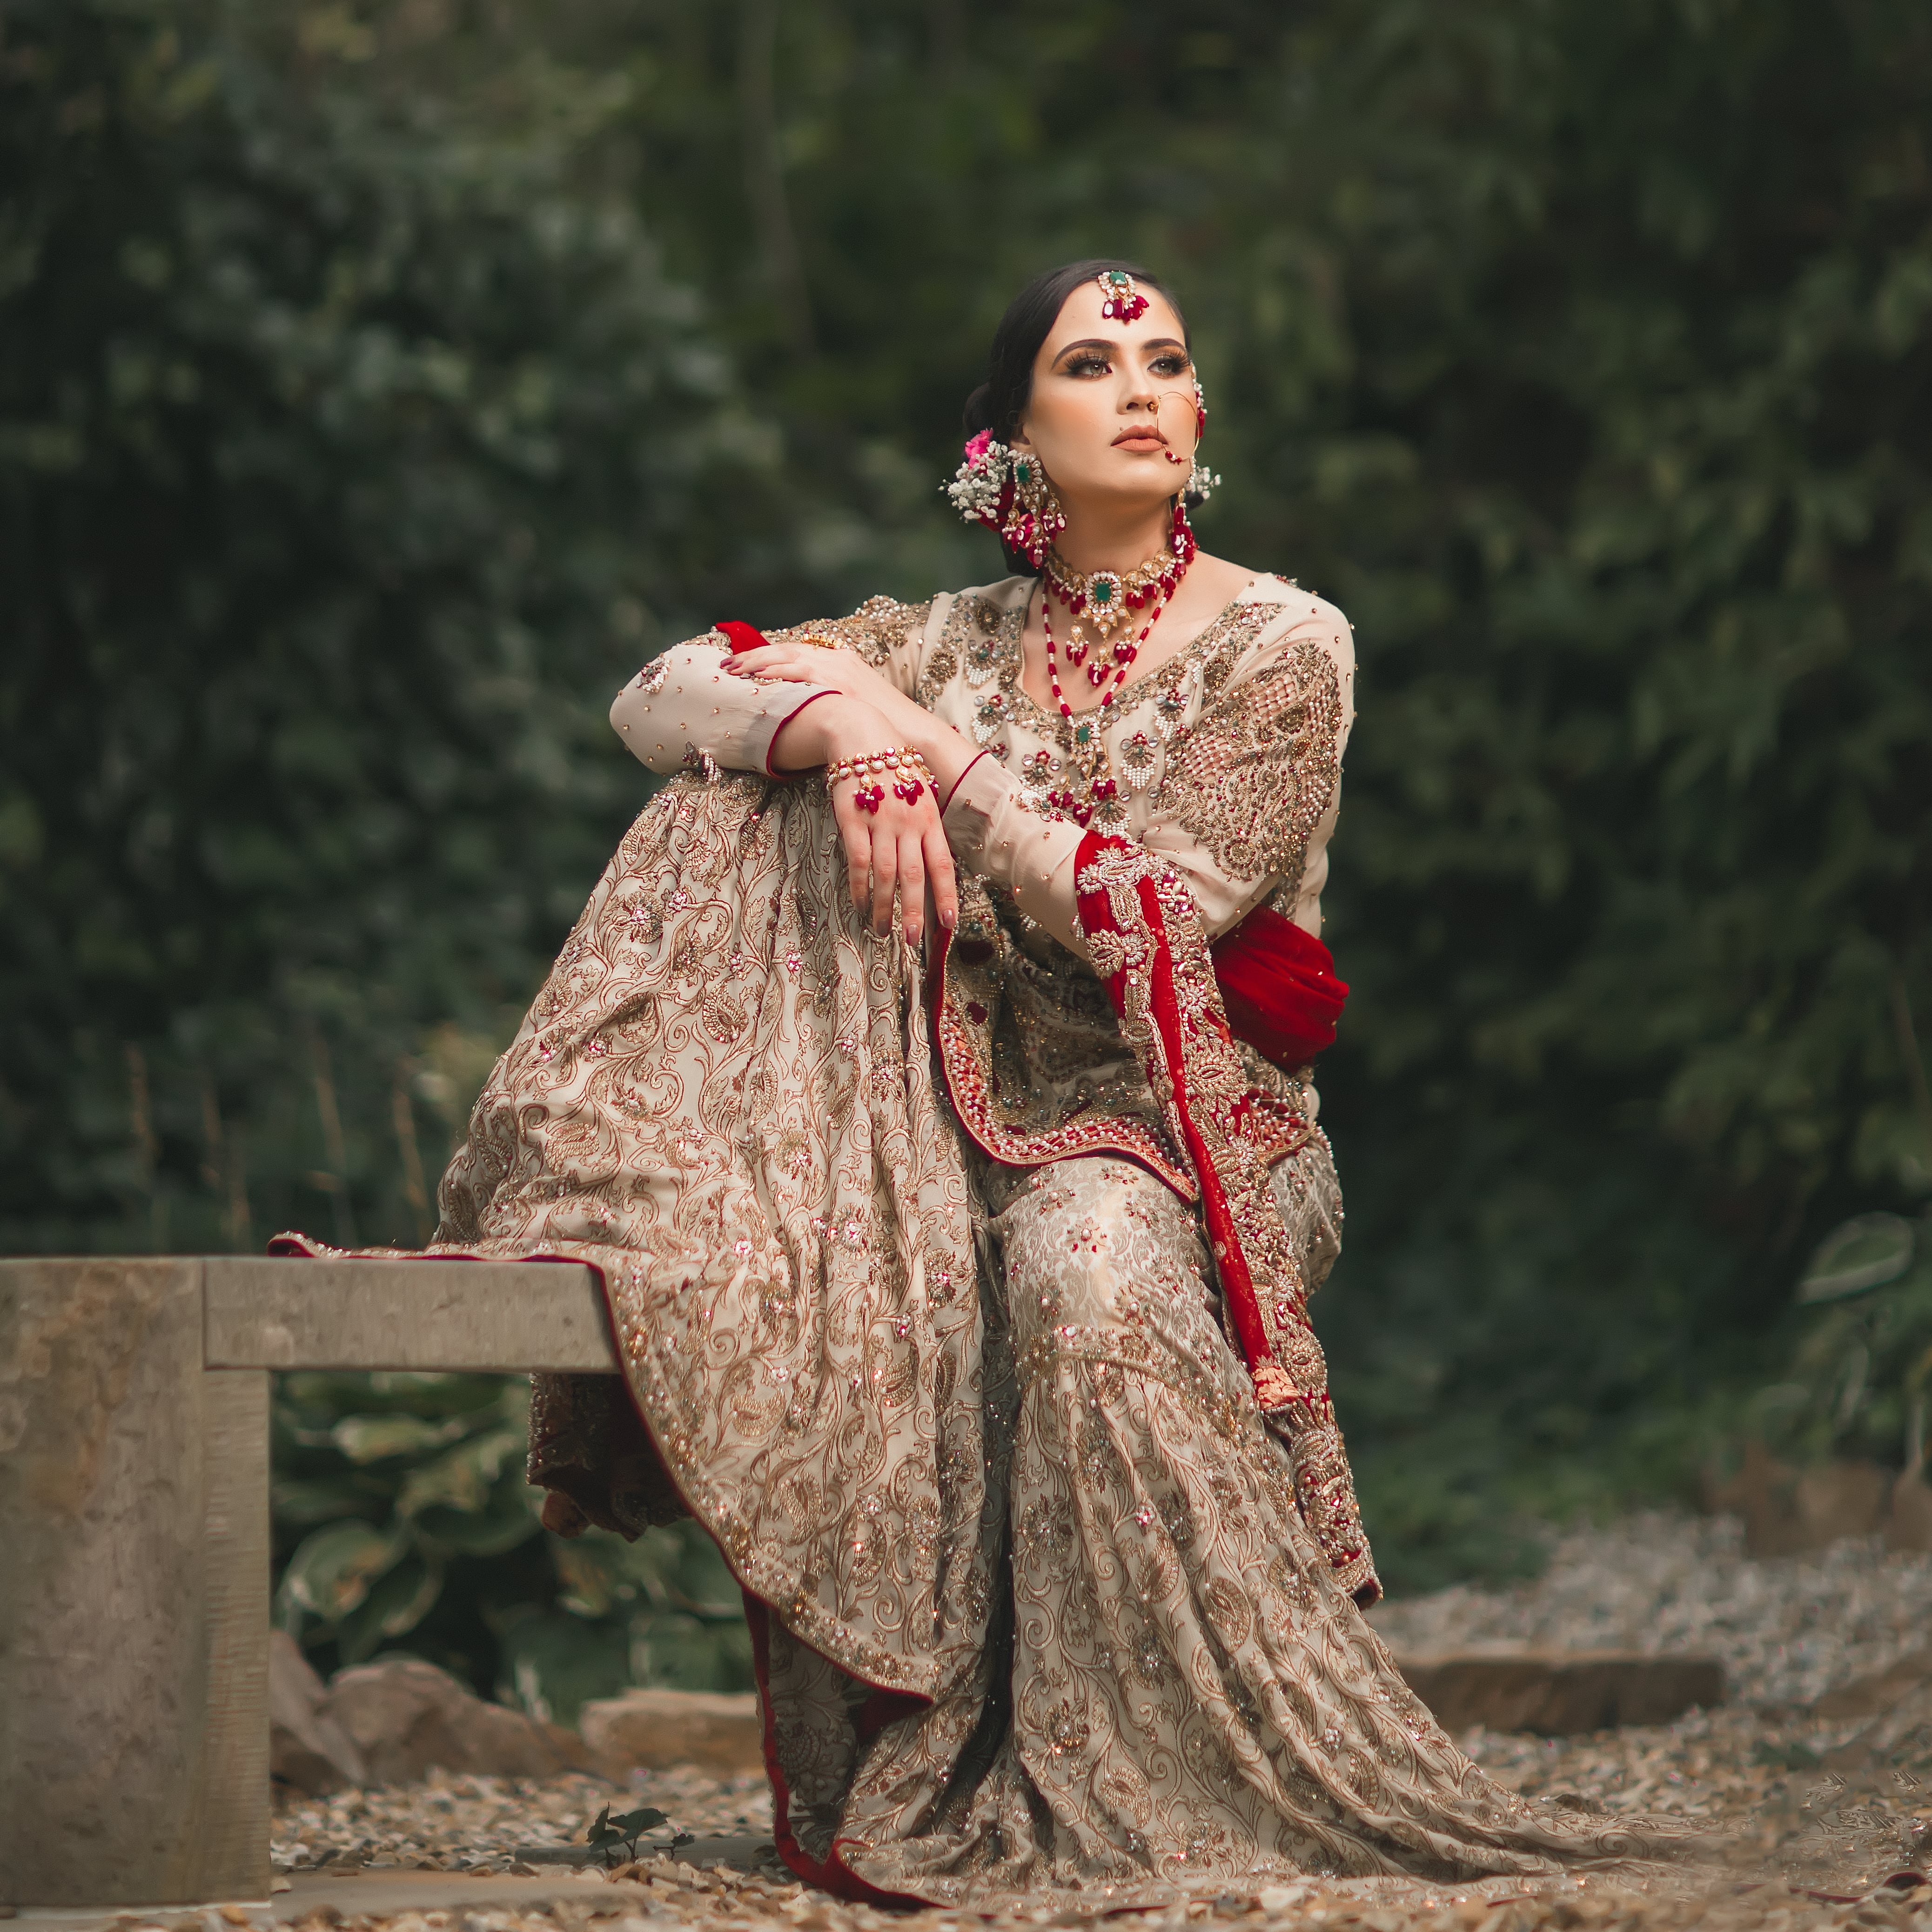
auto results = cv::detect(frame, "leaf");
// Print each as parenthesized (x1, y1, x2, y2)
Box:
(278, 1519, 406, 1621)
(610, 1808, 669, 1836)
(552, 1537, 619, 1619)
(333, 1548, 445, 1663)
(496, 1606, 631, 1727)
(397, 1423, 524, 1515)
(1798, 1214, 1917, 1303)
(331, 1413, 466, 1463)
(270, 1474, 385, 1524)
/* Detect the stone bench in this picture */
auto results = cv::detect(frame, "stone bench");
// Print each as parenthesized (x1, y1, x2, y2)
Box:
(0, 1255, 617, 1909)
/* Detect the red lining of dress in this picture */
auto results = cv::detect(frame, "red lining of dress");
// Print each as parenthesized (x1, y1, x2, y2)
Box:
(742, 1594, 932, 1907)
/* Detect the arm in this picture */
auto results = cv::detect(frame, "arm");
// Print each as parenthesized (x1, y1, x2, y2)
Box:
(609, 640, 840, 778)
(610, 603, 957, 949)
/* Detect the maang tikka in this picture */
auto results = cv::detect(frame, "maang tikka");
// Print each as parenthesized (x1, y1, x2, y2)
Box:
(946, 430, 1067, 569)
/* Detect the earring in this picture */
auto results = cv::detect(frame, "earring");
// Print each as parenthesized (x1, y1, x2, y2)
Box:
(1000, 449, 1065, 567)
(1184, 375, 1217, 501)
(945, 431, 1064, 568)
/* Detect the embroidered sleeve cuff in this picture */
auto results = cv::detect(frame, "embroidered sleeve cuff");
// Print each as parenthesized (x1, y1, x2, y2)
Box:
(609, 644, 839, 777)
(940, 754, 1087, 953)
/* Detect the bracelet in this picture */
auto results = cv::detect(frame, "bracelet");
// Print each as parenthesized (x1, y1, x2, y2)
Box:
(825, 746, 936, 814)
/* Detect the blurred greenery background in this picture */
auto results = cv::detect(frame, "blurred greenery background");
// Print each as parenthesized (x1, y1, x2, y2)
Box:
(4, 0, 1930, 1712)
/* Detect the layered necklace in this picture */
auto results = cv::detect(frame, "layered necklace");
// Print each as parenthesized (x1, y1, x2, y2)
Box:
(1037, 502, 1197, 826)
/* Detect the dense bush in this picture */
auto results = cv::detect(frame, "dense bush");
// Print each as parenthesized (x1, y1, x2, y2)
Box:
(0, 0, 761, 1258)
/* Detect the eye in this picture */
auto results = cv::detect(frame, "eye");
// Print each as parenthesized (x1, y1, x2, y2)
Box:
(1062, 353, 1112, 378)
(1151, 354, 1191, 376)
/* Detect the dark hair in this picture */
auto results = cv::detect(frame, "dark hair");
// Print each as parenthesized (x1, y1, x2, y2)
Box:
(961, 258, 1191, 445)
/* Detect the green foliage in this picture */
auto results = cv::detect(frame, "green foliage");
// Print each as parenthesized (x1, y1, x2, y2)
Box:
(1751, 1210, 1932, 1472)
(6, 0, 1932, 1600)
(585, 1805, 687, 1865)
(0, 0, 762, 1255)
(272, 1369, 751, 1715)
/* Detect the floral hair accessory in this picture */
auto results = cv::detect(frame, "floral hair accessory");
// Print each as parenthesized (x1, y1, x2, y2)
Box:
(944, 433, 1066, 568)
(1096, 268, 1149, 324)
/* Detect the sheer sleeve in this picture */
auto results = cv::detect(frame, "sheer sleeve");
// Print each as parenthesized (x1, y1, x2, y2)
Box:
(610, 639, 838, 777)
(941, 594, 1355, 952)
(608, 596, 937, 778)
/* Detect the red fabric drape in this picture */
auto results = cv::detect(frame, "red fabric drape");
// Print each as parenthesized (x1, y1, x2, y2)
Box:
(1210, 903, 1349, 1071)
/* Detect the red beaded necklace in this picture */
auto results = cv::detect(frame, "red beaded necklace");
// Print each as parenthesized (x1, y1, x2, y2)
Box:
(1038, 503, 1196, 826)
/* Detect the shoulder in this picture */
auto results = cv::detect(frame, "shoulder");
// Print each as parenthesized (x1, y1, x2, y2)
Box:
(934, 576, 1033, 622)
(763, 591, 937, 667)
(1223, 576, 1355, 718)
(1238, 575, 1353, 660)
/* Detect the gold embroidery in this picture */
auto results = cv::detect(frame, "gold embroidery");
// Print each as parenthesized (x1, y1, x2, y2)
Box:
(773, 592, 932, 670)
(1159, 638, 1344, 892)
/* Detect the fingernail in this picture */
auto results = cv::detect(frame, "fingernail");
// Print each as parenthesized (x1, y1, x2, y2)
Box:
(940, 908, 957, 931)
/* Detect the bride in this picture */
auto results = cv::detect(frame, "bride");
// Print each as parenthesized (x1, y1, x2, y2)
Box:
(285, 261, 1690, 1904)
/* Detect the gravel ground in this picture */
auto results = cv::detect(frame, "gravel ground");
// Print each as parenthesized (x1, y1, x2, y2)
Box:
(251, 1514, 1932, 1932)
(1365, 1512, 1932, 1709)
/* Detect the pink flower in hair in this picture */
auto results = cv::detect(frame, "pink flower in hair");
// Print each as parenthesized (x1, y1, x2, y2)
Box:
(962, 429, 995, 468)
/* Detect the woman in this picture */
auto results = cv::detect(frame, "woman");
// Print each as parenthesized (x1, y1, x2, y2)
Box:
(282, 262, 1691, 1904)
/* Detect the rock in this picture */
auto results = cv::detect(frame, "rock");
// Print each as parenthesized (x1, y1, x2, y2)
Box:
(1887, 1467, 1932, 1555)
(578, 1688, 765, 1775)
(1811, 1646, 1932, 1721)
(1826, 1678, 1932, 1771)
(1397, 1650, 1725, 1735)
(323, 1656, 590, 1785)
(1705, 1441, 1893, 1557)
(269, 1628, 368, 1795)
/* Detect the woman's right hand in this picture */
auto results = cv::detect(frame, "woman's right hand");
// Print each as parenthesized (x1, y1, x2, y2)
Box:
(771, 697, 958, 948)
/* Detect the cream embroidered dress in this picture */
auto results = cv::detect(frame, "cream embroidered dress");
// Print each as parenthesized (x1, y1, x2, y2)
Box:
(283, 576, 1698, 1906)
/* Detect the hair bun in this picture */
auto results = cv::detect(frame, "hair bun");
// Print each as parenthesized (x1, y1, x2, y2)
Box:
(961, 382, 994, 436)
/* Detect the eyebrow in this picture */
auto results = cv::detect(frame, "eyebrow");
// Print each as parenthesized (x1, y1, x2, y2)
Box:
(1051, 335, 1189, 362)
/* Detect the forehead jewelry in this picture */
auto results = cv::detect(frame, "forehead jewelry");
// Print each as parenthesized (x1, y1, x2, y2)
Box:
(1095, 268, 1149, 324)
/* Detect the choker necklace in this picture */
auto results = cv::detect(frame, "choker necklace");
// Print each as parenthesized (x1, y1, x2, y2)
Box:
(1038, 503, 1196, 826)
(1042, 502, 1198, 684)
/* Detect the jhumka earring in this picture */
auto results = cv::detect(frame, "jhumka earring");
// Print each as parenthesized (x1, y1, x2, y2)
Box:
(945, 429, 1066, 568)
(1095, 268, 1149, 324)
(1185, 375, 1219, 501)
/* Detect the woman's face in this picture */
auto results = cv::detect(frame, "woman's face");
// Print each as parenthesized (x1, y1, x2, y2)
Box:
(1011, 280, 1198, 515)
